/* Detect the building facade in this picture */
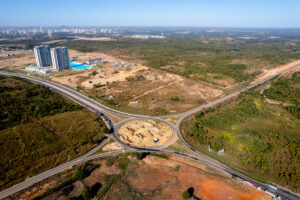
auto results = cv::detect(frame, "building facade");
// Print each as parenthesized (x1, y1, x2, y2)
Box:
(50, 47, 69, 71)
(34, 45, 52, 67)
(85, 58, 102, 65)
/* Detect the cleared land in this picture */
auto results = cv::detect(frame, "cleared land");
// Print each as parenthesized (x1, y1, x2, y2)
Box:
(182, 72, 300, 192)
(51, 51, 224, 115)
(0, 50, 35, 69)
(3, 37, 300, 115)
(65, 37, 300, 86)
(0, 76, 108, 190)
(75, 37, 116, 41)
(118, 120, 173, 147)
(8, 153, 270, 200)
(251, 60, 300, 84)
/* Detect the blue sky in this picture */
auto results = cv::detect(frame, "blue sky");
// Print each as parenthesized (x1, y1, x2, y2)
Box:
(1, 0, 300, 27)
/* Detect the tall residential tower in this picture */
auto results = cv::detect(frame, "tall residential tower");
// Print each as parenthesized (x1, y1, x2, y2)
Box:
(50, 47, 69, 71)
(34, 45, 52, 67)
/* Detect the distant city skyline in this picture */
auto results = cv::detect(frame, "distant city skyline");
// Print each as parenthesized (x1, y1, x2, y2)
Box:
(1, 0, 300, 28)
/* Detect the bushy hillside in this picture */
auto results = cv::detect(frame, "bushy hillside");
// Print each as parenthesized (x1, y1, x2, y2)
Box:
(0, 76, 108, 190)
(183, 74, 300, 192)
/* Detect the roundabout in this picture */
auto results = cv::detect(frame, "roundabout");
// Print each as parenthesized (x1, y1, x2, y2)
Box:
(117, 119, 172, 147)
(113, 117, 179, 150)
(1, 68, 300, 200)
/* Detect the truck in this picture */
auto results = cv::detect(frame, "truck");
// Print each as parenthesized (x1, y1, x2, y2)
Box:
(264, 190, 276, 198)
(268, 183, 278, 191)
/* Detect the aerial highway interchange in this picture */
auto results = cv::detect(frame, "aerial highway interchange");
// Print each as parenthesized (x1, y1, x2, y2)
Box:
(0, 62, 300, 200)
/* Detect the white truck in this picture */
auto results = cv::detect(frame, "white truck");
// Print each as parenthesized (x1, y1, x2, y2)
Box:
(268, 183, 278, 190)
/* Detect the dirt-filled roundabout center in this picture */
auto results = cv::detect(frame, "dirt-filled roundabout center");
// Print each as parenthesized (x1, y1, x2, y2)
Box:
(117, 119, 173, 147)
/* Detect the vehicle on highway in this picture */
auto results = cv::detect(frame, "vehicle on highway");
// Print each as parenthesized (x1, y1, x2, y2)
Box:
(268, 183, 278, 190)
(264, 190, 277, 198)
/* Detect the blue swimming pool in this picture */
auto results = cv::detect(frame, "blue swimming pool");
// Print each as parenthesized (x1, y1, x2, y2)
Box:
(69, 61, 91, 70)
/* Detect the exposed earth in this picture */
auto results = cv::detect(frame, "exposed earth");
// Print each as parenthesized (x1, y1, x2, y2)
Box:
(75, 37, 116, 41)
(4, 49, 299, 116)
(51, 50, 225, 115)
(6, 154, 270, 200)
(118, 120, 173, 147)
(0, 50, 35, 69)
(251, 60, 300, 84)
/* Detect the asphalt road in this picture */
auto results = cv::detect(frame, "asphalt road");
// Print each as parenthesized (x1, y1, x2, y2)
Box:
(0, 62, 300, 200)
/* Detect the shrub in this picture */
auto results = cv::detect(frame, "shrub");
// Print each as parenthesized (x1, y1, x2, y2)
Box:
(82, 186, 91, 200)
(171, 97, 180, 101)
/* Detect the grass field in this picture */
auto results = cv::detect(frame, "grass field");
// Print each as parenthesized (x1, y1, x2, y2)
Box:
(0, 76, 108, 190)
(182, 73, 300, 192)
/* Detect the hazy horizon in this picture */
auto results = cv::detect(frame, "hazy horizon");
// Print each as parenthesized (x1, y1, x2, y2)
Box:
(1, 0, 300, 28)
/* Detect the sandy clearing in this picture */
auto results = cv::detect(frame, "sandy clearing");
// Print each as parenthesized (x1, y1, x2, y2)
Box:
(143, 155, 179, 168)
(0, 53, 35, 69)
(176, 80, 224, 98)
(102, 142, 124, 151)
(68, 49, 128, 64)
(251, 60, 300, 84)
(119, 80, 180, 105)
(75, 37, 116, 41)
(81, 65, 148, 89)
(198, 179, 270, 200)
(280, 64, 300, 78)
(51, 60, 148, 89)
(127, 155, 270, 200)
(40, 40, 66, 45)
(118, 120, 173, 147)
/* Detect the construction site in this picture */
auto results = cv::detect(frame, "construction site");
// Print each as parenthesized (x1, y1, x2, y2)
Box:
(117, 120, 173, 147)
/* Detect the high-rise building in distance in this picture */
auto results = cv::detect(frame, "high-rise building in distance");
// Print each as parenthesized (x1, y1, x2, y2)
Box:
(34, 45, 52, 67)
(50, 47, 69, 71)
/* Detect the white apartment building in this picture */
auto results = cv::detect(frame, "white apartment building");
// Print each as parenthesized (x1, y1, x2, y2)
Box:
(50, 47, 69, 71)
(34, 45, 52, 67)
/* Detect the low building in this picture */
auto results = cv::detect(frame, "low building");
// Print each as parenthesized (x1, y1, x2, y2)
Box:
(85, 58, 102, 65)
(25, 65, 55, 74)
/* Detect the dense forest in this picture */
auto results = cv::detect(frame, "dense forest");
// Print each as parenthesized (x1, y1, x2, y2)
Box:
(0, 76, 108, 190)
(183, 74, 300, 192)
(0, 76, 82, 130)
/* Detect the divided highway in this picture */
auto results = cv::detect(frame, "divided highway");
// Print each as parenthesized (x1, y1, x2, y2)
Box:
(0, 63, 300, 200)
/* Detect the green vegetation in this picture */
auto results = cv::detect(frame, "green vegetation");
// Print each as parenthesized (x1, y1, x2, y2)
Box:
(264, 72, 300, 118)
(65, 37, 300, 84)
(35, 154, 140, 200)
(183, 191, 192, 199)
(151, 153, 168, 159)
(183, 187, 198, 200)
(96, 174, 121, 200)
(33, 162, 96, 200)
(170, 96, 180, 101)
(264, 72, 300, 105)
(90, 71, 99, 76)
(97, 154, 141, 199)
(126, 74, 145, 82)
(0, 76, 107, 190)
(184, 78, 300, 191)
(82, 186, 91, 200)
(0, 76, 82, 130)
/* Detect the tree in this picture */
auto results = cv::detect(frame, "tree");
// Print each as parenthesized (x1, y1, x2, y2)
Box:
(82, 186, 90, 200)
(183, 191, 192, 199)
(183, 187, 194, 199)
